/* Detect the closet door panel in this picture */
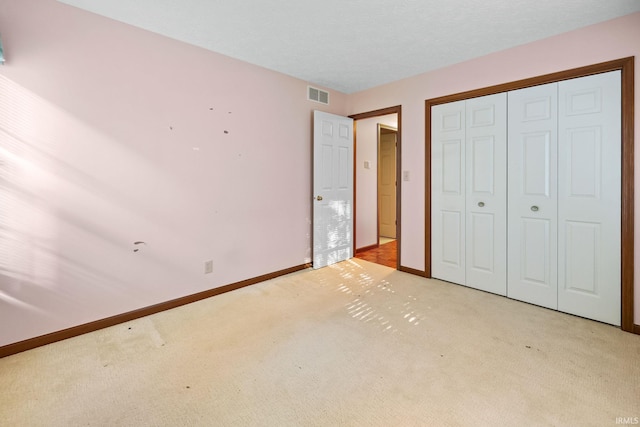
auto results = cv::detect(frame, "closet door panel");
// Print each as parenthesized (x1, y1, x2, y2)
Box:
(465, 93, 507, 295)
(507, 83, 558, 309)
(557, 71, 621, 325)
(431, 101, 466, 284)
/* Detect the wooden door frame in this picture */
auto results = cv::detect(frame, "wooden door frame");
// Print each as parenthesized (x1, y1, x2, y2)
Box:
(425, 57, 636, 333)
(350, 106, 402, 270)
(377, 123, 398, 242)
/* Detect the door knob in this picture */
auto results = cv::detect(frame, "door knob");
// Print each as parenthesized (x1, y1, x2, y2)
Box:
(477, 202, 485, 207)
(531, 205, 539, 212)
(316, 195, 323, 201)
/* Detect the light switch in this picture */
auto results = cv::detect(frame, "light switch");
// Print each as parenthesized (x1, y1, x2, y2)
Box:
(364, 160, 371, 169)
(403, 170, 410, 181)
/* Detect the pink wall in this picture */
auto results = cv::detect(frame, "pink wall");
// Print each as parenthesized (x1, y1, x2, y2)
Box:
(0, 0, 348, 346)
(355, 114, 397, 249)
(348, 12, 640, 324)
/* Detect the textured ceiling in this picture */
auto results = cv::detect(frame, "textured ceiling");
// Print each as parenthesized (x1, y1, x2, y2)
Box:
(57, 0, 640, 94)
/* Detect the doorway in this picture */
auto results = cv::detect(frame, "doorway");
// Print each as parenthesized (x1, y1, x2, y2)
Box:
(350, 106, 401, 269)
(378, 124, 397, 242)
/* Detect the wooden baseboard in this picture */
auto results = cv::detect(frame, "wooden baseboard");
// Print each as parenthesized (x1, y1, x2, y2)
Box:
(356, 243, 378, 253)
(0, 263, 311, 359)
(399, 266, 427, 277)
(634, 324, 640, 335)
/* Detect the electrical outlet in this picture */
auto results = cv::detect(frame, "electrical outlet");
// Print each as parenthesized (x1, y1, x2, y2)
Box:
(204, 260, 213, 274)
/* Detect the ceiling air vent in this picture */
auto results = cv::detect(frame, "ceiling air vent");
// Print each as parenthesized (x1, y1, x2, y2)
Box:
(308, 86, 329, 105)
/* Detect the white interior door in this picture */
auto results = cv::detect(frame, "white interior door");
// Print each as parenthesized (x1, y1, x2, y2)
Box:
(313, 110, 354, 269)
(431, 100, 466, 284)
(465, 93, 507, 295)
(557, 71, 621, 325)
(379, 129, 397, 238)
(507, 82, 559, 309)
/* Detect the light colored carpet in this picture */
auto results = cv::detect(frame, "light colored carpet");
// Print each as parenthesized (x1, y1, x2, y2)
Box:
(1, 259, 639, 426)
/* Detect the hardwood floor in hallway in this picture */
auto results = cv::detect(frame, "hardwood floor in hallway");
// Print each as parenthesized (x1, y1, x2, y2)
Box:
(355, 240, 397, 269)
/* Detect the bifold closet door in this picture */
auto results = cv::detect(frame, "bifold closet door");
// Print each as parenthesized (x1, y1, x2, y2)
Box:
(557, 71, 621, 325)
(507, 83, 559, 309)
(431, 100, 466, 285)
(433, 71, 621, 325)
(431, 94, 507, 295)
(508, 71, 621, 324)
(465, 94, 507, 295)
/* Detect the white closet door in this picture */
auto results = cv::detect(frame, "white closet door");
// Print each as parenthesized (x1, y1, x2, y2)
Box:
(465, 93, 507, 295)
(507, 83, 559, 309)
(557, 71, 621, 325)
(431, 101, 466, 284)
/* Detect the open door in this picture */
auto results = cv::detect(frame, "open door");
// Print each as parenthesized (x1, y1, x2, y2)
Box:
(378, 124, 397, 239)
(313, 110, 354, 269)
